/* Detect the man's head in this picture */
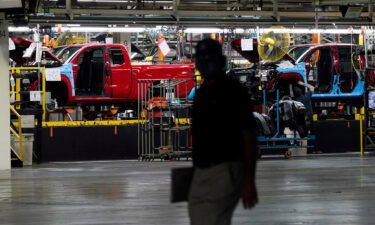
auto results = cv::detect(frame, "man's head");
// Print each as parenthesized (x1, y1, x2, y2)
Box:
(195, 39, 226, 79)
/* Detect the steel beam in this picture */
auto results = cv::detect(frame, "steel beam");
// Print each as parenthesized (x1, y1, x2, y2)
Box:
(66, 0, 73, 20)
(72, 2, 305, 9)
(29, 17, 374, 26)
(50, 8, 173, 16)
(177, 10, 274, 17)
(273, 0, 280, 22)
(318, 0, 371, 5)
(173, 0, 179, 21)
(370, 0, 374, 23)
(49, 8, 359, 17)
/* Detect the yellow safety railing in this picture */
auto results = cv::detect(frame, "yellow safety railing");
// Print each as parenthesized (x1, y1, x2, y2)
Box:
(10, 105, 23, 162)
(10, 67, 47, 120)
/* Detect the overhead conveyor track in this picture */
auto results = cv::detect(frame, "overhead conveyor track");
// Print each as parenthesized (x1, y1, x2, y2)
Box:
(25, 0, 375, 25)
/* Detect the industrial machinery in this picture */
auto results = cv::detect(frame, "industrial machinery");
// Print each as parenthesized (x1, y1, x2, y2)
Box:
(54, 31, 86, 47)
(138, 78, 194, 160)
(231, 29, 370, 119)
(231, 27, 315, 158)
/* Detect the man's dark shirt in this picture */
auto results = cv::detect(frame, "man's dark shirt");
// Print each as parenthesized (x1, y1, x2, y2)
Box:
(191, 75, 256, 168)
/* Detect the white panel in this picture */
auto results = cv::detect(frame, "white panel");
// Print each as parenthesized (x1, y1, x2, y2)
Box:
(0, 13, 10, 170)
(0, 0, 22, 9)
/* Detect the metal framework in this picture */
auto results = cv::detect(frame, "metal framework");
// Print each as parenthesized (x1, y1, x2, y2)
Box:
(257, 90, 316, 159)
(26, 0, 375, 26)
(10, 67, 47, 120)
(137, 78, 194, 160)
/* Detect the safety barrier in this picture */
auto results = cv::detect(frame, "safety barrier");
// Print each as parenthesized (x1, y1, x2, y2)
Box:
(10, 67, 47, 119)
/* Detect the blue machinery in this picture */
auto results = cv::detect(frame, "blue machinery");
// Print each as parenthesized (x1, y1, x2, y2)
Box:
(257, 89, 316, 158)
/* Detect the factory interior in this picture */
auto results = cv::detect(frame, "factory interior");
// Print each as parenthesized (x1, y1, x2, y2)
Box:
(1, 0, 375, 224)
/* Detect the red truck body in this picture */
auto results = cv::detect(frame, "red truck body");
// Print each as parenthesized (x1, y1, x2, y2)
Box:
(53, 44, 195, 105)
(10, 38, 195, 107)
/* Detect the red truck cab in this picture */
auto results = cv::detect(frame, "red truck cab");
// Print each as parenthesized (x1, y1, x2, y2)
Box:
(49, 44, 195, 106)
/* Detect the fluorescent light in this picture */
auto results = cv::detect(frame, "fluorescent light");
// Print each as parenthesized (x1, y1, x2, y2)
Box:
(223, 28, 245, 34)
(110, 27, 145, 33)
(319, 29, 361, 34)
(0, 0, 22, 9)
(9, 26, 145, 33)
(60, 27, 107, 32)
(53, 26, 145, 33)
(184, 28, 223, 33)
(185, 27, 361, 34)
(260, 28, 361, 34)
(8, 27, 32, 32)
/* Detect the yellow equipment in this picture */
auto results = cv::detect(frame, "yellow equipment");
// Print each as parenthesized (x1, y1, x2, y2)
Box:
(258, 26, 290, 62)
(10, 67, 47, 120)
(54, 32, 86, 47)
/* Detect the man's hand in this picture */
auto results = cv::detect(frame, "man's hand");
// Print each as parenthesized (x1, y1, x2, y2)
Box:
(241, 178, 258, 209)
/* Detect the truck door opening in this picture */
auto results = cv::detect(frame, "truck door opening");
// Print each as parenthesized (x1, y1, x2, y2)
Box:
(76, 48, 106, 96)
(338, 47, 358, 93)
(308, 48, 333, 93)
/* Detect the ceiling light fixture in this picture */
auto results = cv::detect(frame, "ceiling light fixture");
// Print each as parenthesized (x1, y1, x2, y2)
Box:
(8, 26, 32, 32)
(184, 28, 223, 33)
(260, 28, 361, 34)
(184, 27, 361, 34)
(55, 26, 145, 33)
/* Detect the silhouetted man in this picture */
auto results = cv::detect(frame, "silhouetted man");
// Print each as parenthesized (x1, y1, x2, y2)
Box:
(189, 39, 258, 225)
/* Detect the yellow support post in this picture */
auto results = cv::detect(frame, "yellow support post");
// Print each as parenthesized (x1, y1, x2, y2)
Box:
(360, 107, 365, 157)
(41, 69, 47, 120)
(15, 76, 21, 110)
(359, 34, 364, 46)
(18, 116, 23, 161)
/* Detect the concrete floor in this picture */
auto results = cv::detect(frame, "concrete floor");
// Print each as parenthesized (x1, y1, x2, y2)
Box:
(1, 155, 375, 225)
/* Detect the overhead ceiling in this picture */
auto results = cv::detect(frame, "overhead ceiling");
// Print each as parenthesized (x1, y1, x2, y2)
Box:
(16, 0, 375, 26)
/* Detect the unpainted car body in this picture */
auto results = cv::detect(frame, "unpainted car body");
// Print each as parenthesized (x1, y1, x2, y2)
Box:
(231, 39, 372, 105)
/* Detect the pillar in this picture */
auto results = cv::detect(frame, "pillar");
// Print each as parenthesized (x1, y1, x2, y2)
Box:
(0, 13, 10, 170)
(119, 33, 131, 59)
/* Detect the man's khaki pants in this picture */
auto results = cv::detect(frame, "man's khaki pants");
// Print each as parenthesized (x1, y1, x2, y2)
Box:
(188, 162, 244, 225)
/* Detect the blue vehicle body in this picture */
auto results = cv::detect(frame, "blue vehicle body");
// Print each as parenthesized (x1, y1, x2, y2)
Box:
(276, 58, 364, 100)
(312, 74, 364, 99)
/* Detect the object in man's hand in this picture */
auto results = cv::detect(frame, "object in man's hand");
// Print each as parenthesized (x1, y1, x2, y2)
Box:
(171, 167, 194, 203)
